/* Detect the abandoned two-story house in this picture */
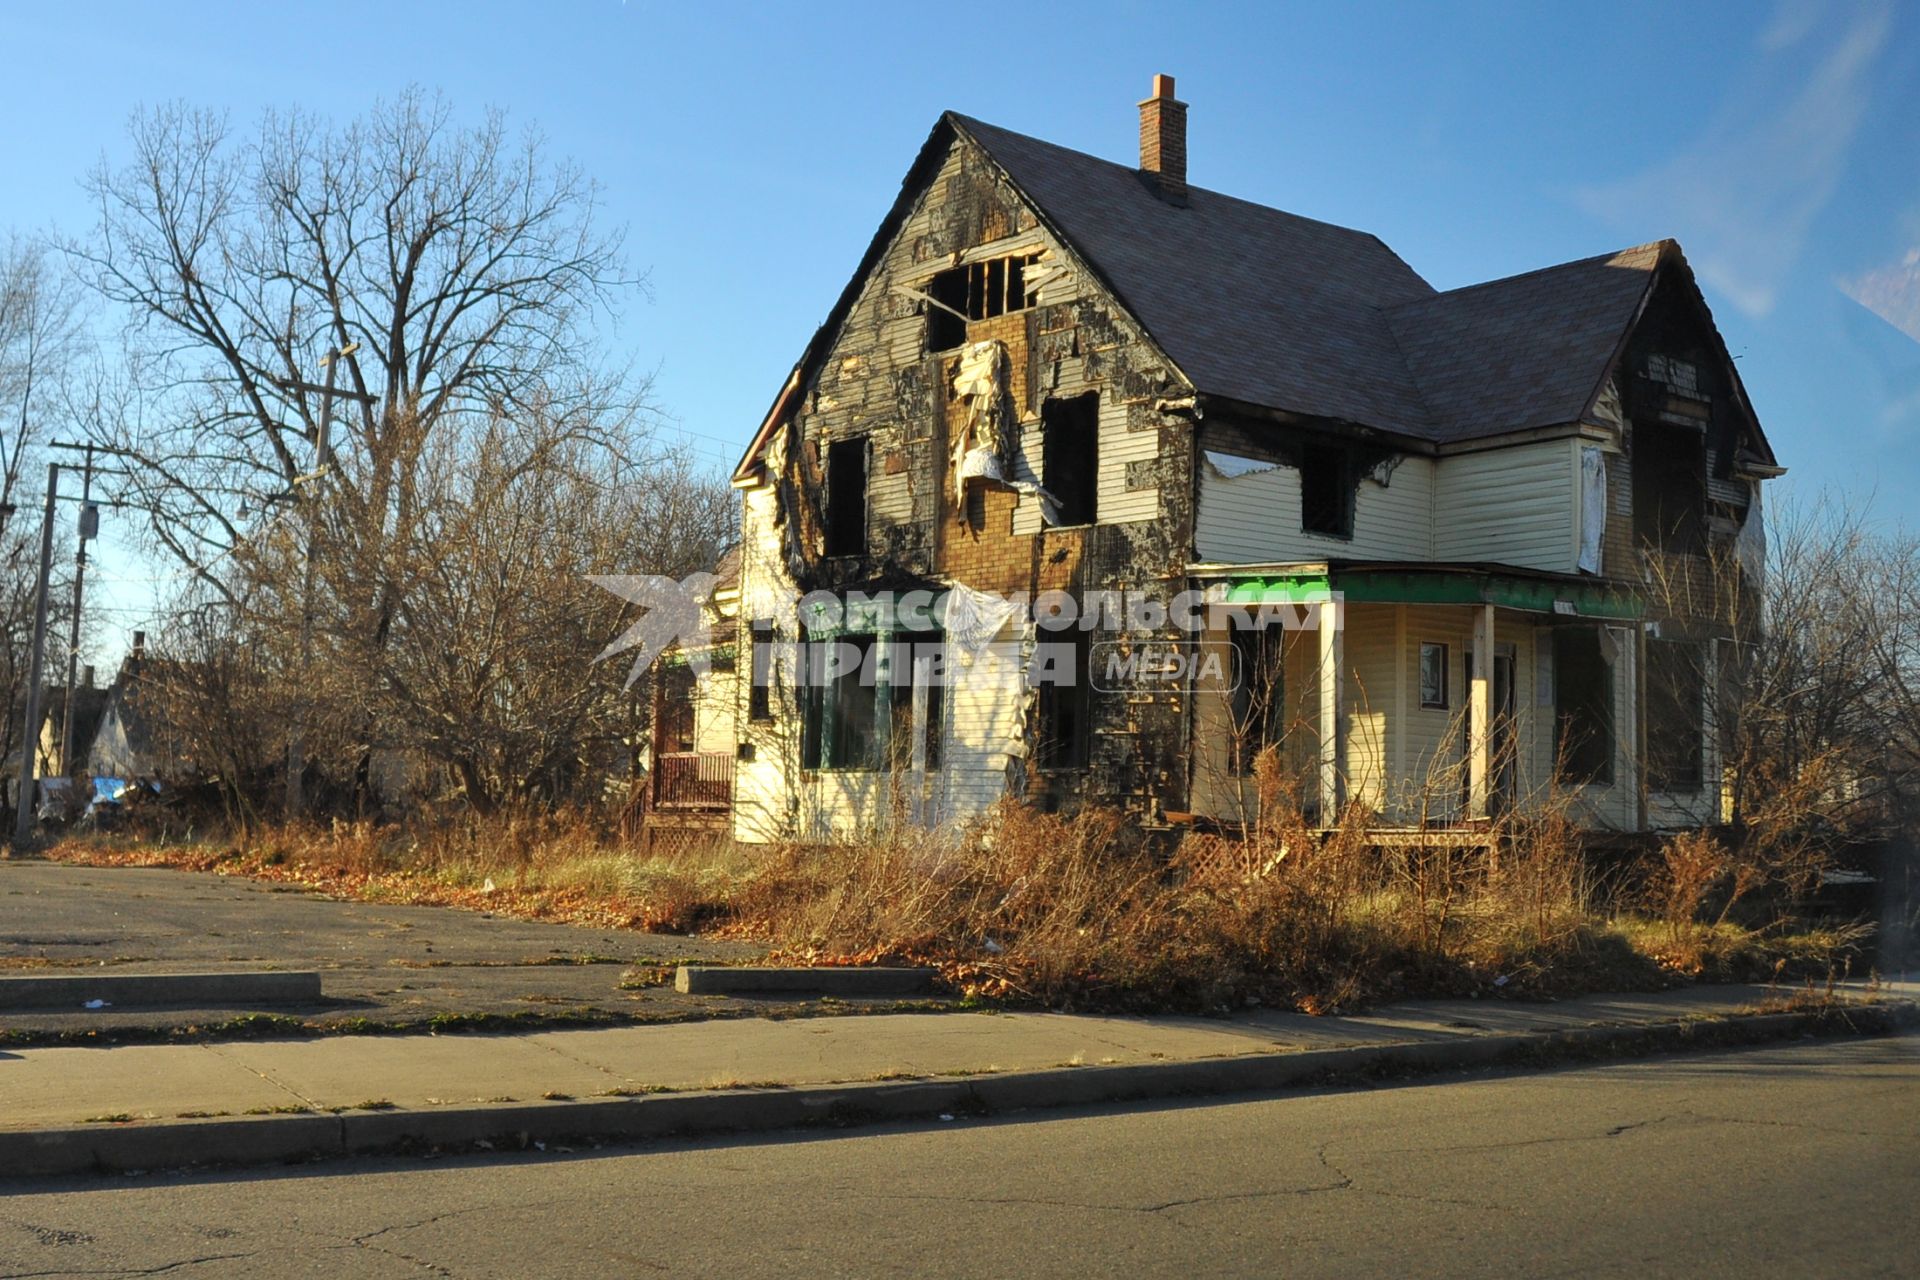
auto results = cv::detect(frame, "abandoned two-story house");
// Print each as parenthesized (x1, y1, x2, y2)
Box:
(647, 76, 1780, 850)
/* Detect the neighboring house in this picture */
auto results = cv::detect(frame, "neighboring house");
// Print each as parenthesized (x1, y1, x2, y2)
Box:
(641, 547, 742, 852)
(87, 636, 186, 782)
(36, 681, 109, 779)
(708, 76, 1778, 842)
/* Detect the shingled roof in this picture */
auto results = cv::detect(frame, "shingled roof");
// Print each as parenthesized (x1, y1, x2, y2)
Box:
(952, 115, 1678, 446)
(953, 115, 1440, 434)
(736, 110, 1747, 479)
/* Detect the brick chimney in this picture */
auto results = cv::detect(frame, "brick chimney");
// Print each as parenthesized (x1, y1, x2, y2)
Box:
(1138, 73, 1188, 203)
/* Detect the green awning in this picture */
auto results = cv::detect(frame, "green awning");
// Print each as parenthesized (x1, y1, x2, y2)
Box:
(1217, 569, 1641, 619)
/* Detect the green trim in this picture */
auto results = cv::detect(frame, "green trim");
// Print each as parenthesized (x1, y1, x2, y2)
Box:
(1216, 569, 1641, 619)
(1222, 574, 1334, 605)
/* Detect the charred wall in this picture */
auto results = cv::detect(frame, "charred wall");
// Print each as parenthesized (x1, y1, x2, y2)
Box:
(763, 130, 1199, 823)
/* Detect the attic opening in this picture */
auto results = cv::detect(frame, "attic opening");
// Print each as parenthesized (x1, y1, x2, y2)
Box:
(1041, 392, 1099, 526)
(925, 253, 1041, 351)
(825, 436, 868, 558)
(1632, 422, 1706, 556)
(1299, 443, 1355, 539)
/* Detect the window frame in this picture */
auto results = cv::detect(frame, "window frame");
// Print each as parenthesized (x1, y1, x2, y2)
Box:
(1298, 442, 1356, 539)
(1041, 392, 1100, 527)
(1647, 637, 1706, 793)
(800, 632, 882, 772)
(1552, 627, 1616, 788)
(1032, 631, 1092, 771)
(1228, 624, 1286, 774)
(823, 436, 869, 559)
(1419, 642, 1450, 711)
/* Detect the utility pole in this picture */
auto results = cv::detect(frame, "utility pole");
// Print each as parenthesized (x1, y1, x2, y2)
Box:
(13, 464, 59, 849)
(57, 443, 97, 782)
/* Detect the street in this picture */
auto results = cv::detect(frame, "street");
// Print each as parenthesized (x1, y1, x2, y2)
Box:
(3, 1034, 1914, 1277)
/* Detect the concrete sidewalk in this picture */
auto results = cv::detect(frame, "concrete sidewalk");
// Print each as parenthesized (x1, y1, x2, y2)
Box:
(3, 980, 1912, 1177)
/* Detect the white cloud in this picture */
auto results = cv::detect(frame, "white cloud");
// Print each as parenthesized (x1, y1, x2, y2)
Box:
(1841, 246, 1920, 344)
(1575, 0, 1893, 317)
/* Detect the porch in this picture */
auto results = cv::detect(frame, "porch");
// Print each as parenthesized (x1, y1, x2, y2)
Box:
(1184, 562, 1715, 834)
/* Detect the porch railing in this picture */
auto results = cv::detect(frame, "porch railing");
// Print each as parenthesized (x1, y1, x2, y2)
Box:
(652, 751, 734, 809)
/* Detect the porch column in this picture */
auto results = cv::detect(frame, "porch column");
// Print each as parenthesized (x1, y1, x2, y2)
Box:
(1317, 593, 1345, 821)
(1468, 603, 1493, 820)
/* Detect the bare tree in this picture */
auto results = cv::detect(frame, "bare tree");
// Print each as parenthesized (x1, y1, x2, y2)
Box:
(0, 237, 86, 829)
(70, 91, 641, 594)
(68, 91, 705, 812)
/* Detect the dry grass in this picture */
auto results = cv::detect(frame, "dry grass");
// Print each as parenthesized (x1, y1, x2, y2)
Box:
(42, 758, 1872, 1014)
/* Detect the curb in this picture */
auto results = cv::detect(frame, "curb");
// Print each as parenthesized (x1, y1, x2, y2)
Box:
(674, 965, 937, 996)
(0, 970, 323, 1011)
(4, 999, 1912, 1180)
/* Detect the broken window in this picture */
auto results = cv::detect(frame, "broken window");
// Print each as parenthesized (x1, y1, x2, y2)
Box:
(1552, 628, 1614, 786)
(1645, 353, 1701, 398)
(1032, 632, 1091, 770)
(1632, 424, 1706, 555)
(748, 619, 774, 722)
(1647, 638, 1705, 792)
(1228, 624, 1285, 774)
(824, 436, 868, 557)
(1299, 443, 1354, 538)
(890, 631, 946, 771)
(1042, 393, 1099, 526)
(924, 253, 1041, 351)
(800, 632, 881, 770)
(1419, 642, 1449, 710)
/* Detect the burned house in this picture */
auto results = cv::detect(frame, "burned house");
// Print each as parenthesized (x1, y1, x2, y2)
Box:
(696, 75, 1779, 844)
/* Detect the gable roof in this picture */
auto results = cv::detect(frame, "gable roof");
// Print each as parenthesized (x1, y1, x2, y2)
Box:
(736, 112, 1769, 475)
(952, 115, 1439, 435)
(1383, 242, 1668, 443)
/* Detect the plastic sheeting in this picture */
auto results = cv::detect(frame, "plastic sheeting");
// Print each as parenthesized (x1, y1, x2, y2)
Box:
(1578, 446, 1608, 575)
(952, 338, 1062, 524)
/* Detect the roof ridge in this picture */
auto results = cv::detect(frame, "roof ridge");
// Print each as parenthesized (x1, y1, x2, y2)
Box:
(1397, 240, 1672, 310)
(947, 112, 1436, 286)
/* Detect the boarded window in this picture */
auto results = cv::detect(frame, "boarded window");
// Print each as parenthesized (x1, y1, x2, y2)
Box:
(825, 437, 868, 557)
(1229, 624, 1285, 774)
(801, 633, 881, 770)
(1299, 444, 1354, 538)
(1553, 628, 1614, 786)
(748, 620, 774, 722)
(1419, 642, 1449, 710)
(925, 254, 1040, 351)
(1648, 638, 1705, 792)
(1033, 632, 1090, 769)
(1042, 393, 1099, 526)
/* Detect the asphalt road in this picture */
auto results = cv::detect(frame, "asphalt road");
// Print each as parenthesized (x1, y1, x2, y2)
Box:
(2, 1034, 1914, 1277)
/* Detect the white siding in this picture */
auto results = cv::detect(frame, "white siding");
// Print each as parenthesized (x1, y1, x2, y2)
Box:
(1194, 455, 1433, 564)
(1433, 440, 1578, 571)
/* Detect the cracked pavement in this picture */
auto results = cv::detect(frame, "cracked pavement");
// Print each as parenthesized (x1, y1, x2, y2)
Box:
(0, 861, 827, 1036)
(1, 1034, 1914, 1277)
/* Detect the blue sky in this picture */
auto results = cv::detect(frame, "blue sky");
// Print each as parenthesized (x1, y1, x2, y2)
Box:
(4, 0, 1918, 656)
